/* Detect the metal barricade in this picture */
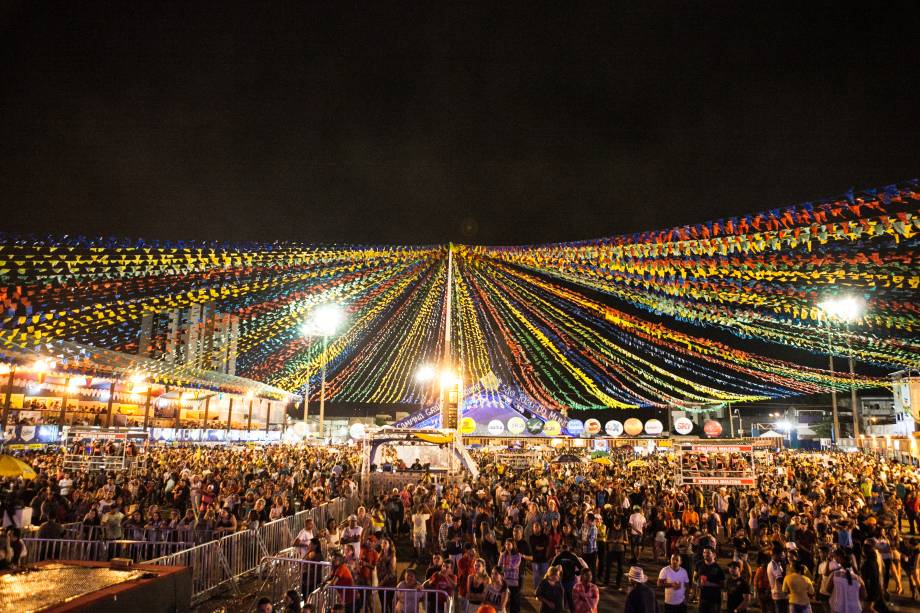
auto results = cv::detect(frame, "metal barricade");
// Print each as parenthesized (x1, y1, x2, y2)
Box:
(150, 540, 227, 601)
(259, 516, 294, 555)
(64, 523, 107, 541)
(322, 584, 454, 613)
(24, 538, 106, 563)
(108, 539, 195, 562)
(23, 537, 198, 564)
(254, 557, 332, 608)
(147, 495, 356, 605)
(218, 527, 268, 583)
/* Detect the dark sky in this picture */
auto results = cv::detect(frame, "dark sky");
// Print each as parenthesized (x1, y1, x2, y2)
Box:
(1, 2, 918, 246)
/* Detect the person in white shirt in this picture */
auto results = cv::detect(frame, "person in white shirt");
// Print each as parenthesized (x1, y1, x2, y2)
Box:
(767, 550, 789, 609)
(628, 506, 646, 563)
(293, 517, 316, 558)
(341, 514, 363, 558)
(411, 505, 431, 560)
(658, 554, 690, 611)
(58, 473, 73, 497)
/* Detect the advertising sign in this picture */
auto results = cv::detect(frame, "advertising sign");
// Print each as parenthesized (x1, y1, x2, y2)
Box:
(673, 417, 694, 435)
(644, 419, 664, 435)
(507, 417, 526, 435)
(703, 420, 723, 437)
(624, 418, 643, 436)
(584, 418, 602, 435)
(566, 419, 584, 436)
(605, 420, 623, 437)
(543, 420, 561, 436)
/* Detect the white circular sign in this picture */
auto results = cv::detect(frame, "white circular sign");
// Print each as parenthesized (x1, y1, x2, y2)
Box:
(348, 423, 366, 439)
(644, 419, 664, 435)
(507, 417, 526, 435)
(605, 420, 624, 437)
(674, 417, 694, 435)
(487, 419, 505, 436)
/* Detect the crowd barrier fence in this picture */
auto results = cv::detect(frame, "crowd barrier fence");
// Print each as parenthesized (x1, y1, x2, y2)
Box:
(23, 537, 194, 564)
(147, 492, 360, 605)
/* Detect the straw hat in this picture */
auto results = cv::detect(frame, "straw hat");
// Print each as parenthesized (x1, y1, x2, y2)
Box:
(627, 566, 647, 583)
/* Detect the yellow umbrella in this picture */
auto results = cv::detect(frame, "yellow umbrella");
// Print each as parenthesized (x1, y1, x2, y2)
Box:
(0, 454, 37, 479)
(591, 457, 613, 466)
(626, 459, 648, 468)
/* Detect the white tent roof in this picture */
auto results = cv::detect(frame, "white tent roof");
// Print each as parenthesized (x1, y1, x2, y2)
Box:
(759, 430, 784, 438)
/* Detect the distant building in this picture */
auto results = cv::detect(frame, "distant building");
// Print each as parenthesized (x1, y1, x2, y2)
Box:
(137, 303, 239, 375)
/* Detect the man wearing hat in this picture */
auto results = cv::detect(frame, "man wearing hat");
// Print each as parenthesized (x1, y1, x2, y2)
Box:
(624, 566, 659, 613)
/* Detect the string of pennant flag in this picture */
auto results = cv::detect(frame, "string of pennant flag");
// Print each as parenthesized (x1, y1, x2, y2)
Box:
(0, 180, 916, 411)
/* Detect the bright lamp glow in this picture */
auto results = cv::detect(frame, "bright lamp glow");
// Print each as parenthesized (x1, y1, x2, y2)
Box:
(130, 373, 147, 384)
(31, 358, 54, 373)
(777, 420, 792, 432)
(819, 295, 865, 323)
(312, 303, 345, 336)
(440, 370, 462, 388)
(68, 377, 87, 390)
(0, 364, 11, 375)
(415, 364, 437, 383)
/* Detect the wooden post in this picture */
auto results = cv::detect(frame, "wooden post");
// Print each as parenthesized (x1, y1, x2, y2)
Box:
(201, 395, 210, 429)
(142, 386, 153, 430)
(105, 381, 116, 427)
(1, 366, 15, 431)
(247, 398, 253, 431)
(59, 377, 70, 425)
(226, 397, 233, 431)
(265, 400, 271, 433)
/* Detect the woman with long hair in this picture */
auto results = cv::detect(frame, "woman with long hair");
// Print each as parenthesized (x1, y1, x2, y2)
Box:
(376, 537, 398, 613)
(822, 548, 866, 613)
(484, 566, 509, 613)
(498, 539, 522, 613)
(466, 558, 490, 613)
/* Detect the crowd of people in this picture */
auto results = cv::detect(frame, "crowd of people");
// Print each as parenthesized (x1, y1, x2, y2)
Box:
(284, 447, 920, 613)
(0, 443, 360, 548)
(2, 439, 920, 613)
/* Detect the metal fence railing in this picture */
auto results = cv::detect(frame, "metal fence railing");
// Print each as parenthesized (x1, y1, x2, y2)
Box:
(63, 523, 228, 545)
(24, 537, 195, 564)
(252, 557, 332, 608)
(147, 493, 360, 605)
(322, 584, 455, 613)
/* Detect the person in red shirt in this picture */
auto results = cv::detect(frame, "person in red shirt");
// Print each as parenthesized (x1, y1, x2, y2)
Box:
(424, 560, 457, 613)
(328, 554, 356, 605)
(358, 535, 380, 587)
(456, 544, 478, 609)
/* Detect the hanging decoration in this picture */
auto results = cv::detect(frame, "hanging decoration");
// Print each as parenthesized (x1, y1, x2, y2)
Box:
(0, 180, 915, 410)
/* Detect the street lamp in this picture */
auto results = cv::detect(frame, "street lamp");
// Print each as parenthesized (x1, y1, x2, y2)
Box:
(302, 303, 345, 438)
(818, 295, 865, 443)
(415, 364, 437, 383)
(415, 364, 463, 430)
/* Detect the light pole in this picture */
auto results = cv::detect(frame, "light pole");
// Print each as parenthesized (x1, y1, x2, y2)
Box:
(302, 303, 345, 438)
(819, 295, 865, 443)
(416, 363, 462, 432)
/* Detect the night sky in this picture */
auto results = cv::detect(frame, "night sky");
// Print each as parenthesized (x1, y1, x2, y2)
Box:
(1, 3, 918, 246)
